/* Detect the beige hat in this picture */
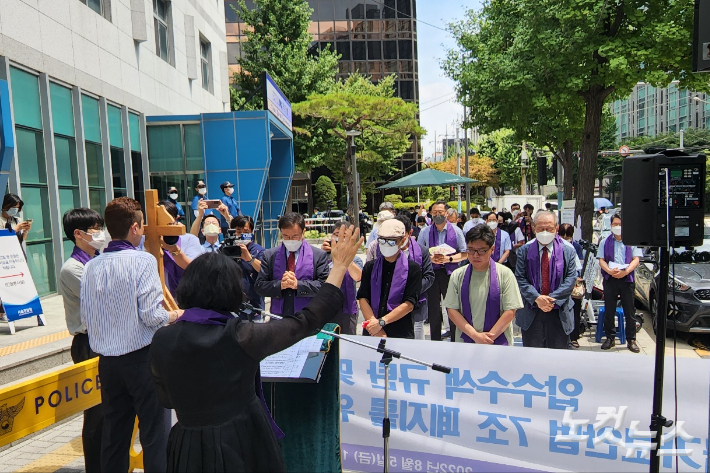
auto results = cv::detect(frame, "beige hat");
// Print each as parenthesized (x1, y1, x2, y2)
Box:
(379, 219, 406, 238)
(377, 210, 394, 221)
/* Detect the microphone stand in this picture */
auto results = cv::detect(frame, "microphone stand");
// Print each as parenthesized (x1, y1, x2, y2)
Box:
(241, 303, 452, 473)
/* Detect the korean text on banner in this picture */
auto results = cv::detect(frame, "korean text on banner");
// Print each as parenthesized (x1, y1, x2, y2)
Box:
(0, 230, 43, 321)
(339, 337, 709, 472)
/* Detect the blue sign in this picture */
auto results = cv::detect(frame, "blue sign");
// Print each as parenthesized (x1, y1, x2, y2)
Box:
(263, 73, 292, 131)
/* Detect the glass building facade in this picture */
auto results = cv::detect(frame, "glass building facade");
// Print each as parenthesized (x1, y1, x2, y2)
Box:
(611, 82, 710, 142)
(224, 0, 421, 179)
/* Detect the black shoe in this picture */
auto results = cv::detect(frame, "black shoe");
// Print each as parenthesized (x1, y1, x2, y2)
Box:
(601, 338, 615, 350)
(627, 340, 640, 353)
(441, 330, 451, 339)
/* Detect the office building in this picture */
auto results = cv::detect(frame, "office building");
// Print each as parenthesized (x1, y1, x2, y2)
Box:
(224, 0, 421, 179)
(611, 82, 710, 142)
(0, 0, 232, 296)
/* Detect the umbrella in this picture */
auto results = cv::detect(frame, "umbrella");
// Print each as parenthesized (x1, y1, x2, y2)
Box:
(594, 197, 614, 210)
(377, 168, 479, 189)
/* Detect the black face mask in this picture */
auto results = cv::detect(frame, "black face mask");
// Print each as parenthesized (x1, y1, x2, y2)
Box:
(433, 215, 446, 225)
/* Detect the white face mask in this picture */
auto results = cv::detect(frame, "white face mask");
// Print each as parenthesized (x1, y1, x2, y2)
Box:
(204, 223, 220, 236)
(512, 210, 520, 218)
(6, 207, 18, 217)
(379, 243, 399, 258)
(611, 226, 622, 236)
(417, 224, 426, 229)
(168, 193, 178, 200)
(82, 230, 106, 250)
(471, 218, 481, 225)
(225, 188, 234, 196)
(283, 239, 303, 253)
(487, 221, 498, 230)
(536, 231, 555, 246)
(198, 188, 207, 196)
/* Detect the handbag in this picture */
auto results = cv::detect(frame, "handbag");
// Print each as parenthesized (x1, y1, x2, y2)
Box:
(571, 280, 585, 299)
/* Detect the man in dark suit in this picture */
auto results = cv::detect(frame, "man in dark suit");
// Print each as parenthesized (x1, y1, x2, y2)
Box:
(255, 213, 329, 317)
(514, 211, 577, 349)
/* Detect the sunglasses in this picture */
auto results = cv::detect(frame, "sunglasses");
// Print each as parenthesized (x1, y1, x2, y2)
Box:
(378, 238, 400, 247)
(196, 185, 206, 189)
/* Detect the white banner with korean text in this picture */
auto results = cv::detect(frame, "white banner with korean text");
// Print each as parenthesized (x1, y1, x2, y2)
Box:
(339, 337, 709, 473)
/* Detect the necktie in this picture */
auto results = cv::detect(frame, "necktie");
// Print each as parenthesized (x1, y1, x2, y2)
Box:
(287, 251, 296, 272)
(541, 247, 550, 296)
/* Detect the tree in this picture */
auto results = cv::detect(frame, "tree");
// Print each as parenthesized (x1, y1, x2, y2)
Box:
(230, 0, 339, 169)
(428, 154, 498, 191)
(293, 75, 424, 222)
(313, 175, 337, 209)
(445, 0, 708, 240)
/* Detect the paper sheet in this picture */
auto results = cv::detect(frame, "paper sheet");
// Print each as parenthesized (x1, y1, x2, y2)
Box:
(428, 243, 457, 255)
(609, 262, 629, 270)
(260, 336, 323, 378)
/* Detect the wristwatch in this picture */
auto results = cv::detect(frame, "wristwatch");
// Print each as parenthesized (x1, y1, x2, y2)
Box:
(170, 248, 182, 257)
(449, 256, 454, 263)
(378, 318, 387, 328)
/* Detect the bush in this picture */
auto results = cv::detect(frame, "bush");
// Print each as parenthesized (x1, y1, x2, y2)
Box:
(403, 196, 415, 203)
(384, 194, 403, 204)
(314, 176, 337, 209)
(547, 192, 558, 199)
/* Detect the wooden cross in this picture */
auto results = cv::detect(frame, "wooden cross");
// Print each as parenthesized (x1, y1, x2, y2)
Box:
(143, 189, 185, 311)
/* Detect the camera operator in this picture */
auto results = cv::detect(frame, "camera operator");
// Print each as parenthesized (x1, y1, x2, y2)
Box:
(228, 216, 265, 310)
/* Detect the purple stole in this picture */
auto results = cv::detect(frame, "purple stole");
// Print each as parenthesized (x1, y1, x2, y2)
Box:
(376, 237, 424, 305)
(603, 236, 634, 282)
(525, 236, 565, 307)
(371, 251, 409, 316)
(163, 237, 183, 297)
(461, 259, 508, 345)
(429, 223, 459, 275)
(340, 267, 358, 315)
(178, 307, 285, 439)
(271, 242, 315, 315)
(103, 240, 136, 253)
(70, 246, 95, 265)
(492, 229, 502, 261)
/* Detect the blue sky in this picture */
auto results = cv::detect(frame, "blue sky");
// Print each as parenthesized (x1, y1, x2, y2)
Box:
(416, 0, 482, 161)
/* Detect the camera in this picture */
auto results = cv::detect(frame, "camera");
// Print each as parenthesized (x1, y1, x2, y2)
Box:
(219, 229, 253, 261)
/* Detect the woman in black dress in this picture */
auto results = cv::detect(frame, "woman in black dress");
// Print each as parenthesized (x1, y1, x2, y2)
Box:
(149, 225, 363, 473)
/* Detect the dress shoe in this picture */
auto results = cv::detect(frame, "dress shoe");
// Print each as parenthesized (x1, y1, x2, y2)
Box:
(601, 338, 615, 350)
(441, 330, 451, 339)
(627, 340, 640, 353)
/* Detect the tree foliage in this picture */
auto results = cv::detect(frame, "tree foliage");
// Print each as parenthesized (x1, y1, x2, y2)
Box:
(428, 154, 498, 189)
(313, 175, 337, 209)
(293, 75, 424, 221)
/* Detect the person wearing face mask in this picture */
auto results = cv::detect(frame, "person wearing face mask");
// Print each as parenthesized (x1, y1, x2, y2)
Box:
(157, 201, 203, 298)
(417, 200, 468, 341)
(230, 216, 266, 310)
(444, 225, 523, 345)
(321, 220, 363, 334)
(358, 219, 422, 339)
(57, 208, 106, 473)
(1, 193, 32, 245)
(167, 187, 185, 222)
(484, 211, 512, 264)
(366, 202, 397, 247)
(200, 215, 223, 253)
(415, 216, 427, 237)
(514, 211, 578, 349)
(446, 207, 458, 226)
(462, 208, 483, 234)
(256, 213, 329, 318)
(191, 180, 216, 218)
(518, 204, 535, 242)
(597, 214, 643, 353)
(219, 181, 241, 235)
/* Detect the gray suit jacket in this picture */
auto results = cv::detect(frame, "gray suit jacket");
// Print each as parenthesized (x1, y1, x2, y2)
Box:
(255, 244, 330, 301)
(514, 240, 578, 334)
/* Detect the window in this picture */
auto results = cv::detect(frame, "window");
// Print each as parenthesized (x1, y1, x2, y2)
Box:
(227, 42, 242, 65)
(82, 95, 105, 215)
(200, 37, 212, 92)
(154, 0, 172, 64)
(108, 105, 127, 198)
(80, 0, 110, 21)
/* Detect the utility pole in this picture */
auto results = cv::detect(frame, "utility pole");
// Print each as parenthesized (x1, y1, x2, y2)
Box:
(680, 128, 684, 149)
(521, 141, 529, 195)
(464, 105, 470, 213)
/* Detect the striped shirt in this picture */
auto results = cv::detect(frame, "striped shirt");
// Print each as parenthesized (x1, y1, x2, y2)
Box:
(80, 249, 169, 356)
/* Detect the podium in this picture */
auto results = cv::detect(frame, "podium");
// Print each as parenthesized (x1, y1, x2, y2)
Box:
(262, 323, 342, 473)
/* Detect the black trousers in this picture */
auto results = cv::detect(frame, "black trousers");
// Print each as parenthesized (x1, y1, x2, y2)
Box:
(98, 346, 171, 473)
(70, 334, 103, 473)
(521, 309, 569, 349)
(570, 298, 582, 341)
(603, 277, 636, 341)
(427, 268, 455, 341)
(331, 311, 357, 335)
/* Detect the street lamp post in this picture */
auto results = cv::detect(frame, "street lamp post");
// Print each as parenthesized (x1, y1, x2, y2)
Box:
(345, 129, 362, 225)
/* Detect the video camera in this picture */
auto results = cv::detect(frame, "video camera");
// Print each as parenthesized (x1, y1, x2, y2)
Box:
(218, 229, 254, 262)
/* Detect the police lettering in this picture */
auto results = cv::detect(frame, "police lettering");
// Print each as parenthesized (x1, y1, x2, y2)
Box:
(34, 375, 100, 414)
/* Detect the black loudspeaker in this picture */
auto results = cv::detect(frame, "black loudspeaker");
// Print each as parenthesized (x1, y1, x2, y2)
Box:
(537, 156, 547, 186)
(620, 151, 706, 247)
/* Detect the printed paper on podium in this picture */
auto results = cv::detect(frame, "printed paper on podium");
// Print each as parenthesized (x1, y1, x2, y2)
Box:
(260, 336, 323, 379)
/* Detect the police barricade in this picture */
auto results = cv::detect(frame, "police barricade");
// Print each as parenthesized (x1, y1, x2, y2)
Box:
(340, 337, 709, 472)
(0, 358, 143, 471)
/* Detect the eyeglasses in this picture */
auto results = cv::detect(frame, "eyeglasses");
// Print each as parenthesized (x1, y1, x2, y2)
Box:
(378, 238, 399, 247)
(467, 247, 491, 256)
(196, 185, 206, 189)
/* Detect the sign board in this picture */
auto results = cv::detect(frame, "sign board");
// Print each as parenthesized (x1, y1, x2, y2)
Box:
(694, 0, 710, 72)
(619, 145, 630, 155)
(561, 208, 575, 225)
(262, 72, 292, 131)
(340, 337, 709, 472)
(0, 230, 43, 322)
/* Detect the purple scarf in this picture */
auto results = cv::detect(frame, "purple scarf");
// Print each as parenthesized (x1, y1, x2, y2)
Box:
(429, 222, 459, 275)
(70, 246, 95, 265)
(177, 308, 285, 439)
(163, 238, 184, 297)
(371, 251, 409, 315)
(460, 259, 507, 345)
(603, 236, 634, 282)
(340, 266, 358, 315)
(376, 237, 424, 305)
(525, 236, 565, 305)
(270, 242, 315, 315)
(492, 229, 502, 262)
(103, 240, 137, 253)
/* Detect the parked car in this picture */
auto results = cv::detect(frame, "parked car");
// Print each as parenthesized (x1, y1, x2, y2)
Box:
(633, 227, 710, 333)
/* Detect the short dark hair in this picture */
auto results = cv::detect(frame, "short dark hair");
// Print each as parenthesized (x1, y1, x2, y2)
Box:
(469, 207, 480, 215)
(62, 208, 104, 243)
(558, 223, 575, 239)
(176, 253, 243, 312)
(485, 211, 498, 221)
(158, 200, 178, 219)
(465, 223, 495, 247)
(2, 193, 23, 211)
(611, 213, 622, 225)
(511, 203, 520, 209)
(104, 197, 142, 240)
(231, 215, 254, 231)
(202, 213, 221, 227)
(431, 200, 448, 210)
(278, 212, 306, 231)
(523, 203, 534, 211)
(395, 214, 412, 234)
(416, 216, 427, 224)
